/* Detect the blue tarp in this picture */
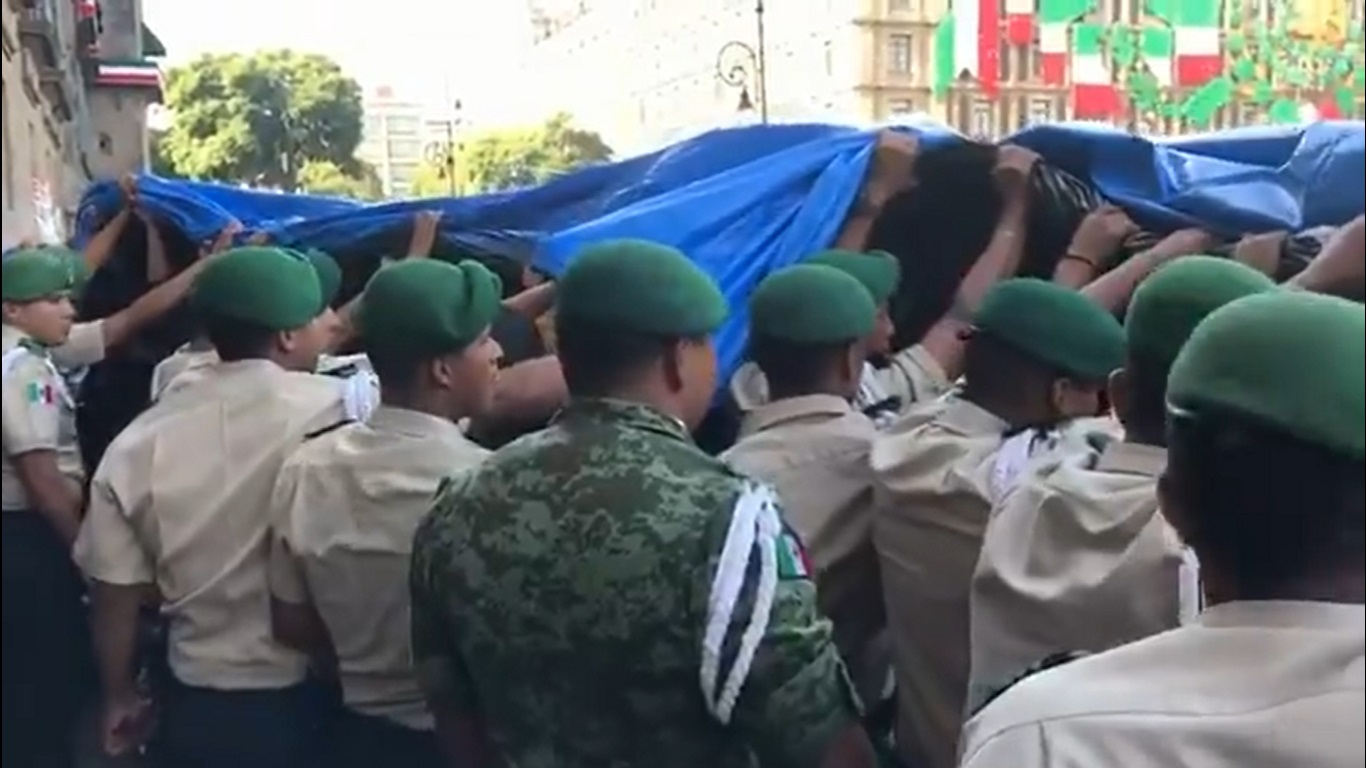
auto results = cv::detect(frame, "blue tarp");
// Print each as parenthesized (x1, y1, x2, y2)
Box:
(74, 119, 1366, 382)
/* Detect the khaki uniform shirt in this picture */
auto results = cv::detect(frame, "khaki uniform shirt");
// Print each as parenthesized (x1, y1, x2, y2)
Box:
(152, 346, 379, 422)
(50, 320, 107, 369)
(967, 441, 1194, 714)
(269, 405, 490, 730)
(149, 344, 217, 401)
(1, 325, 84, 511)
(870, 395, 1007, 768)
(960, 601, 1366, 768)
(74, 360, 348, 690)
(721, 394, 889, 706)
(730, 344, 950, 426)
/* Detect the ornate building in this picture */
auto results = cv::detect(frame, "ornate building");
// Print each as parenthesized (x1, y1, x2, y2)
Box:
(935, 0, 1365, 135)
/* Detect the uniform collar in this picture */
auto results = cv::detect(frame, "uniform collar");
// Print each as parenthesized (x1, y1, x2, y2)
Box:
(1199, 600, 1365, 631)
(558, 397, 691, 442)
(368, 404, 466, 440)
(1094, 441, 1167, 477)
(739, 394, 853, 438)
(935, 395, 1009, 436)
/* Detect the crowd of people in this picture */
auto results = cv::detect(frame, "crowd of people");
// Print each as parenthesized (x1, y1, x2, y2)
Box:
(1, 150, 1362, 768)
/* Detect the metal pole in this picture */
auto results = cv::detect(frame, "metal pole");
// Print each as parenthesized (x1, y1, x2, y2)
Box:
(444, 118, 456, 197)
(755, 0, 768, 124)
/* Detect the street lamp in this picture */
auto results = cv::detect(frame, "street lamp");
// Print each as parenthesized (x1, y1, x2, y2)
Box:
(715, 0, 768, 122)
(423, 99, 464, 196)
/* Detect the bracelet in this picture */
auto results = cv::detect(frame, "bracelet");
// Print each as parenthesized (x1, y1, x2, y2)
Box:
(1061, 253, 1099, 269)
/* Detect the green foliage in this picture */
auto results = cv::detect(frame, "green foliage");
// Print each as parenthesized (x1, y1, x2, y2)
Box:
(297, 159, 384, 201)
(147, 129, 180, 179)
(158, 50, 366, 189)
(411, 112, 613, 197)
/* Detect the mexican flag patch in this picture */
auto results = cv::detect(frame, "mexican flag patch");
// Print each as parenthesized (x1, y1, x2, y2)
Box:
(775, 526, 812, 580)
(25, 380, 57, 405)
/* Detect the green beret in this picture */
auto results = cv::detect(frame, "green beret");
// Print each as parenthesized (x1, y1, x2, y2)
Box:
(805, 249, 900, 304)
(1168, 291, 1365, 460)
(302, 249, 342, 305)
(974, 278, 1125, 381)
(358, 259, 503, 358)
(2, 247, 79, 302)
(1126, 256, 1275, 368)
(192, 246, 324, 331)
(557, 239, 727, 336)
(749, 264, 876, 344)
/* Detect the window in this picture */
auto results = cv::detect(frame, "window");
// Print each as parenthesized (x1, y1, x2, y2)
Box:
(1027, 98, 1054, 125)
(386, 116, 420, 136)
(887, 34, 913, 74)
(363, 115, 382, 137)
(888, 98, 916, 115)
(888, 0, 912, 10)
(972, 99, 994, 137)
(386, 138, 423, 160)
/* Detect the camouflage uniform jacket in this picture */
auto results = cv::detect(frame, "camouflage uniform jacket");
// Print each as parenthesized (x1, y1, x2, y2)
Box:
(410, 397, 861, 768)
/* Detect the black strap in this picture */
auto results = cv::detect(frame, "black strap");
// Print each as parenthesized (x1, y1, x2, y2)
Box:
(304, 419, 353, 441)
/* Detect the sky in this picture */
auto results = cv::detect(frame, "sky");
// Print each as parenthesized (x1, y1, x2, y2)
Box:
(141, 0, 532, 121)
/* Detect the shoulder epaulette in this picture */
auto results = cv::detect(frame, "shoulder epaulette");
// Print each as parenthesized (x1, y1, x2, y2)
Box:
(304, 419, 353, 441)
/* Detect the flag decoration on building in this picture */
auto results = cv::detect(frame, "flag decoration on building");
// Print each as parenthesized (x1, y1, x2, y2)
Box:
(1038, 0, 1090, 87)
(1070, 24, 1122, 118)
(1004, 0, 1035, 46)
(932, 0, 1002, 97)
(1146, 0, 1224, 86)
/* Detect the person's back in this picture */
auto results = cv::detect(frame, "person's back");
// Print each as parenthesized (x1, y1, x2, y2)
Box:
(960, 290, 1366, 768)
(433, 399, 766, 766)
(77, 246, 349, 767)
(959, 603, 1364, 766)
(91, 358, 343, 686)
(968, 257, 1277, 712)
(412, 240, 876, 768)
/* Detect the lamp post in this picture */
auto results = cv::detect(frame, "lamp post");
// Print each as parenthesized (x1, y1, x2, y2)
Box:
(715, 0, 768, 122)
(423, 99, 464, 196)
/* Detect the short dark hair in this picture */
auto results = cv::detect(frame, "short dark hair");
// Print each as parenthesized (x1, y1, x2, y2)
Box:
(1119, 355, 1169, 443)
(203, 314, 276, 362)
(557, 318, 689, 398)
(748, 334, 850, 395)
(1165, 408, 1365, 596)
(367, 349, 427, 393)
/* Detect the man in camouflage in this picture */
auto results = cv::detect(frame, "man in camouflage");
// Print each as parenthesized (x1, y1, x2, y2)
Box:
(410, 239, 877, 768)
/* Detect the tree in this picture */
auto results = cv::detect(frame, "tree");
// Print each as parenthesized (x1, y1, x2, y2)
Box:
(158, 50, 366, 190)
(411, 112, 612, 197)
(297, 159, 384, 201)
(148, 129, 181, 178)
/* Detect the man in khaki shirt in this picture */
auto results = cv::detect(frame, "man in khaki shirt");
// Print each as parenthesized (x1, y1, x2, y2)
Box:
(268, 258, 503, 768)
(871, 278, 1126, 768)
(961, 290, 1365, 768)
(721, 264, 889, 716)
(967, 257, 1277, 714)
(75, 246, 347, 768)
(730, 249, 952, 427)
(1, 248, 91, 768)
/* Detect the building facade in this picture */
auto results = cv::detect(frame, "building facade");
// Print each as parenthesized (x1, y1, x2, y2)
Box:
(2, 0, 159, 245)
(357, 86, 464, 198)
(520, 0, 1364, 153)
